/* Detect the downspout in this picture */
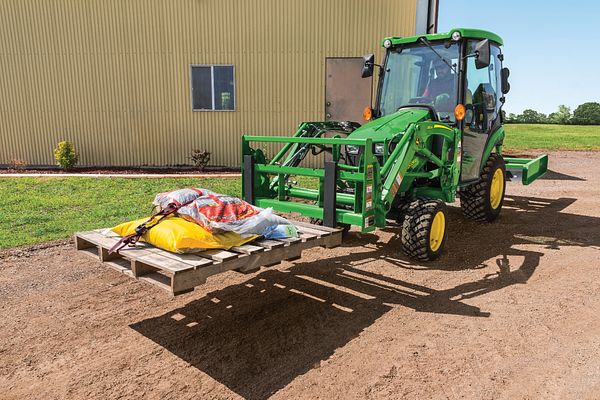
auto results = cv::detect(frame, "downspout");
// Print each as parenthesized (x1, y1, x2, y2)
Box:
(427, 0, 439, 34)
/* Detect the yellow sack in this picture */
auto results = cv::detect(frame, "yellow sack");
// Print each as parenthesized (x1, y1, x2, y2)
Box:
(112, 216, 256, 254)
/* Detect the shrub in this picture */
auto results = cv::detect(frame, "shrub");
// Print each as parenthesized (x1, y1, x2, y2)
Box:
(189, 149, 211, 170)
(54, 141, 79, 169)
(8, 158, 27, 170)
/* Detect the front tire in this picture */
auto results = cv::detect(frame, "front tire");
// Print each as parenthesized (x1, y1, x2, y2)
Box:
(460, 153, 506, 222)
(401, 198, 448, 261)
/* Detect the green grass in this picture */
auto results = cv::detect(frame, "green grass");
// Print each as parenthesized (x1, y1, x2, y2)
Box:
(504, 124, 600, 151)
(0, 177, 241, 249)
(2, 124, 598, 249)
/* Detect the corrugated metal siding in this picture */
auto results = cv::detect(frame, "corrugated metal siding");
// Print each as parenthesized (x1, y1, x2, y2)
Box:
(0, 0, 417, 167)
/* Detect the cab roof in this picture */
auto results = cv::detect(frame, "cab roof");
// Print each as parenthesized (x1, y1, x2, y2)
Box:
(383, 28, 503, 47)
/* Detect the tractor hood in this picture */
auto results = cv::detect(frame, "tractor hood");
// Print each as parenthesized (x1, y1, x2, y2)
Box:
(347, 108, 432, 141)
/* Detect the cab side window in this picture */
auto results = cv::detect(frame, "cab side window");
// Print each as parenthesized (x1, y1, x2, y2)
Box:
(464, 41, 502, 132)
(460, 41, 503, 182)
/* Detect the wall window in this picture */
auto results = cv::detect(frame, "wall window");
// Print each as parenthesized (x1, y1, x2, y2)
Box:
(190, 65, 235, 111)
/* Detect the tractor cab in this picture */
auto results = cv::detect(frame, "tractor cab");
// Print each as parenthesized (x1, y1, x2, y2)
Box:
(360, 28, 510, 182)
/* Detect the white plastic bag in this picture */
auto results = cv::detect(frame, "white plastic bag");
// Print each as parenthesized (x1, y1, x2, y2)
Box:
(152, 188, 298, 239)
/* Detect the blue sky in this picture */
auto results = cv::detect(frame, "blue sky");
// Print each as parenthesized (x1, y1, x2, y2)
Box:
(438, 0, 599, 115)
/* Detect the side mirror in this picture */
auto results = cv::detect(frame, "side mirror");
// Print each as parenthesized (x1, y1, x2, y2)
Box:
(474, 39, 490, 69)
(501, 67, 510, 94)
(361, 54, 375, 78)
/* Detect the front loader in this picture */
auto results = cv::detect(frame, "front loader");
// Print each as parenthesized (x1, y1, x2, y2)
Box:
(242, 28, 548, 260)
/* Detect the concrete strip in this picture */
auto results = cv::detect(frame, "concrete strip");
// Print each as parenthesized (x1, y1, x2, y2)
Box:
(0, 173, 241, 178)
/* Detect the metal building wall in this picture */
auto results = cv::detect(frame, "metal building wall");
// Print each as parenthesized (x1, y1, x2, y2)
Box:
(0, 0, 417, 167)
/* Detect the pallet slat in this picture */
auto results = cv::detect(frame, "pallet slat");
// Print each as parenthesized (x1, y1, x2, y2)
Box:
(230, 244, 265, 255)
(142, 247, 214, 268)
(275, 236, 301, 245)
(293, 221, 339, 233)
(294, 225, 330, 238)
(255, 239, 286, 249)
(199, 249, 244, 262)
(299, 233, 318, 242)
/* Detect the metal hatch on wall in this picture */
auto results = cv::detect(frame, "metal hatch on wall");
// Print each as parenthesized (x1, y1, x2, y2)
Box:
(325, 57, 373, 123)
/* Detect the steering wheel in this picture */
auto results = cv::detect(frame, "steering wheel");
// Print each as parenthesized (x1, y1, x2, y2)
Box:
(397, 104, 439, 121)
(408, 96, 434, 104)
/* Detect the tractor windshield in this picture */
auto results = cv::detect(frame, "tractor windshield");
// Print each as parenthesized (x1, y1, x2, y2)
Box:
(379, 41, 460, 121)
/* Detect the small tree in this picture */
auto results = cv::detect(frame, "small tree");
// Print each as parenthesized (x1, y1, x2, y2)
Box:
(519, 109, 547, 124)
(505, 112, 518, 123)
(571, 102, 600, 125)
(548, 104, 571, 124)
(54, 141, 79, 169)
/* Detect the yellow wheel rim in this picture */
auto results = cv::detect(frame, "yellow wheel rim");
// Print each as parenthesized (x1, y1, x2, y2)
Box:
(490, 168, 504, 210)
(429, 211, 445, 252)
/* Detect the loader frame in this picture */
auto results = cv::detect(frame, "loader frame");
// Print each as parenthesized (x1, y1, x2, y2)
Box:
(242, 120, 462, 232)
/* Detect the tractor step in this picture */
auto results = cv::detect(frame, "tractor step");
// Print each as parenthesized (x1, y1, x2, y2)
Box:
(74, 221, 342, 296)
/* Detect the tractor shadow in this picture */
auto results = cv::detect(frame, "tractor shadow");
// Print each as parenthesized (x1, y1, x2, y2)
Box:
(131, 194, 599, 400)
(538, 169, 585, 181)
(371, 194, 596, 272)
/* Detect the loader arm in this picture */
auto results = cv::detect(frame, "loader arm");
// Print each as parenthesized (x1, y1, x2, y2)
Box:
(379, 122, 462, 206)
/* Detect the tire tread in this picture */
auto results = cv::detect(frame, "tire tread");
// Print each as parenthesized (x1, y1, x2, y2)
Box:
(401, 198, 446, 261)
(460, 153, 505, 222)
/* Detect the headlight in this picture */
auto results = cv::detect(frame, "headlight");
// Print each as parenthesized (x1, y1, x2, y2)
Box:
(374, 143, 385, 155)
(346, 145, 360, 155)
(383, 39, 392, 48)
(451, 31, 461, 41)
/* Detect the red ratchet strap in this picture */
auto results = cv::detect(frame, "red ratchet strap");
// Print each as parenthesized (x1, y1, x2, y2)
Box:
(108, 198, 194, 254)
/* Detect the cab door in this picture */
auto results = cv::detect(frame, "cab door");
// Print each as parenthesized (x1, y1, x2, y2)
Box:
(460, 42, 503, 182)
(325, 57, 373, 122)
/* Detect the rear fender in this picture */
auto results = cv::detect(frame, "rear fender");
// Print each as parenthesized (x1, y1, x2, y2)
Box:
(481, 126, 505, 167)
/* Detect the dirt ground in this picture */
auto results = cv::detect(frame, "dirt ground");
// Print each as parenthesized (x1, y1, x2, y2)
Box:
(1, 151, 599, 400)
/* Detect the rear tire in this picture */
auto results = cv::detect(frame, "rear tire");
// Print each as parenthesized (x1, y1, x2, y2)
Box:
(401, 198, 448, 261)
(460, 153, 506, 222)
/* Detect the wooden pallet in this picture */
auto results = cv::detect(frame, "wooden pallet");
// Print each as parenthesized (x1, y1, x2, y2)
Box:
(74, 221, 341, 296)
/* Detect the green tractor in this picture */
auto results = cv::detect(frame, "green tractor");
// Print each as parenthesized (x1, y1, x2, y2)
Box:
(241, 28, 548, 260)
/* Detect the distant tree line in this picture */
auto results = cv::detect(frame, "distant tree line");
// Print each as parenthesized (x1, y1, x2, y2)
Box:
(504, 102, 600, 125)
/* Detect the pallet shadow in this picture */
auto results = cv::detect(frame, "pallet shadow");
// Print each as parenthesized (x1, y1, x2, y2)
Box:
(131, 268, 391, 400)
(368, 195, 596, 272)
